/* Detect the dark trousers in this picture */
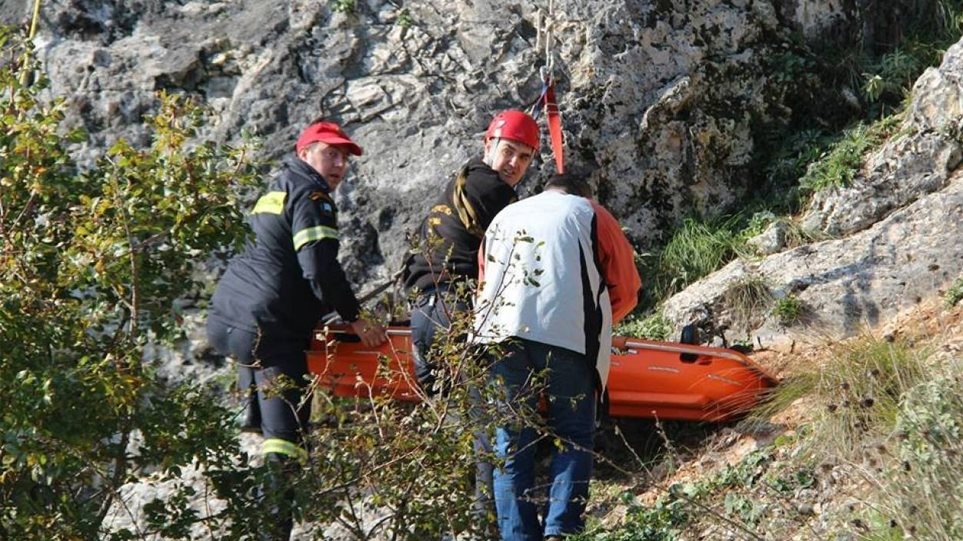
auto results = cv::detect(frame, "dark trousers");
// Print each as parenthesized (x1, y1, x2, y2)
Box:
(206, 318, 311, 445)
(207, 318, 311, 540)
(410, 288, 496, 535)
(410, 287, 470, 394)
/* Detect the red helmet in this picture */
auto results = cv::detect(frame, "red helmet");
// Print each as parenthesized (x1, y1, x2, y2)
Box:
(484, 110, 540, 151)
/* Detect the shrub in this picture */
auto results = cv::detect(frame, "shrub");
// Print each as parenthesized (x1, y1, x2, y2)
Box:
(397, 8, 413, 28)
(1, 26, 517, 538)
(616, 312, 672, 341)
(772, 294, 803, 326)
(862, 47, 922, 104)
(945, 275, 963, 306)
(870, 366, 963, 539)
(801, 336, 926, 461)
(0, 26, 263, 537)
(331, 0, 356, 14)
(640, 216, 744, 309)
(721, 275, 773, 331)
(799, 113, 903, 194)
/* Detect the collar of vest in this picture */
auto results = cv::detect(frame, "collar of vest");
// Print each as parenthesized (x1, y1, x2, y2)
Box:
(284, 155, 332, 192)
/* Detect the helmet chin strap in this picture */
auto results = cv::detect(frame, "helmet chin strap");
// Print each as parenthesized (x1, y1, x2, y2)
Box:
(482, 137, 499, 167)
(482, 138, 525, 189)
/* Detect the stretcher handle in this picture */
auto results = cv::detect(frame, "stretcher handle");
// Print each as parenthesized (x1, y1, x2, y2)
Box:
(613, 336, 777, 383)
(613, 335, 751, 360)
(315, 323, 410, 341)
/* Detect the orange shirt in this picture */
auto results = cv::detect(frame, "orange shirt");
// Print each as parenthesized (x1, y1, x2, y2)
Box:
(590, 200, 641, 324)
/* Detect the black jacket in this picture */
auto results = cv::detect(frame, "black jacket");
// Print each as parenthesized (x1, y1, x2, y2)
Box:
(210, 156, 360, 339)
(403, 157, 517, 292)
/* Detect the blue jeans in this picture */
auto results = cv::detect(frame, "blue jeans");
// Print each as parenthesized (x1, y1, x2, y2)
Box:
(489, 339, 596, 540)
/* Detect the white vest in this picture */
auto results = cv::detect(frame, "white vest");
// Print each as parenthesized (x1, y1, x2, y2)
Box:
(473, 191, 614, 388)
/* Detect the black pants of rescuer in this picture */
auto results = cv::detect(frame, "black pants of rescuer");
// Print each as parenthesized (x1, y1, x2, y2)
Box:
(410, 287, 497, 536)
(206, 318, 310, 540)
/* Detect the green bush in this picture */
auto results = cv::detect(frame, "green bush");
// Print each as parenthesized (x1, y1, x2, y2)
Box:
(772, 294, 803, 326)
(397, 8, 414, 28)
(877, 368, 963, 539)
(640, 216, 745, 309)
(762, 128, 826, 204)
(616, 312, 672, 341)
(331, 0, 356, 14)
(945, 275, 963, 306)
(0, 27, 263, 537)
(799, 114, 903, 194)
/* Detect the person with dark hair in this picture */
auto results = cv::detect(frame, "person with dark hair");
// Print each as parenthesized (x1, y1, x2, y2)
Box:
(474, 172, 641, 541)
(542, 171, 593, 198)
(207, 119, 386, 540)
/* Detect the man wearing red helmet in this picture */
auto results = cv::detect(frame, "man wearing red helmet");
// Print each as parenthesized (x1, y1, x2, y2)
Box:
(400, 109, 540, 531)
(482, 110, 541, 186)
(208, 118, 386, 540)
(402, 109, 540, 391)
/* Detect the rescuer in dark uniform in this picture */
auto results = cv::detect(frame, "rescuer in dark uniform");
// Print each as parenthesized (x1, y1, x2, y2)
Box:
(207, 119, 386, 540)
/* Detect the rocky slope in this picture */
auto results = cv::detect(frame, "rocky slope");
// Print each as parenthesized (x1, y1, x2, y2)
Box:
(665, 38, 963, 347)
(4, 0, 962, 538)
(589, 299, 963, 540)
(4, 1, 953, 341)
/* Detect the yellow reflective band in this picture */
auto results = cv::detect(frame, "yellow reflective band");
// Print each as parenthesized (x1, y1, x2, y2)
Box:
(252, 191, 286, 215)
(431, 204, 452, 216)
(262, 438, 308, 462)
(293, 225, 339, 250)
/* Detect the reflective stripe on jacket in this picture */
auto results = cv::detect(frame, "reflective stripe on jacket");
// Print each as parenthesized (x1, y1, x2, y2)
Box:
(209, 156, 361, 339)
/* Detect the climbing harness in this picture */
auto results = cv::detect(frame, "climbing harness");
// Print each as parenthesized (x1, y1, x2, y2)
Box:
(531, 0, 565, 174)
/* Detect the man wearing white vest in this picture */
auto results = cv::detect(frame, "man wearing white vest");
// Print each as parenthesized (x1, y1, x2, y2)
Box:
(473, 172, 641, 540)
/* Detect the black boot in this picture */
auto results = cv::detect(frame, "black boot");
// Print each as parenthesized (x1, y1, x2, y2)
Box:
(238, 366, 262, 433)
(240, 390, 262, 433)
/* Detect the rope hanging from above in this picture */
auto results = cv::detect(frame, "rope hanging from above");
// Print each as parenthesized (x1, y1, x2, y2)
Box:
(530, 0, 565, 174)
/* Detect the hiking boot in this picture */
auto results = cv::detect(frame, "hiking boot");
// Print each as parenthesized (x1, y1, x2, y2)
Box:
(240, 396, 262, 433)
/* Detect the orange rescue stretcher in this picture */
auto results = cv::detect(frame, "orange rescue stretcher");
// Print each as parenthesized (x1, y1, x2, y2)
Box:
(307, 325, 778, 423)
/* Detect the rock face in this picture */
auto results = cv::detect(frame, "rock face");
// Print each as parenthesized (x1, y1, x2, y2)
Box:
(3, 0, 931, 284)
(665, 38, 963, 345)
(801, 40, 963, 237)
(667, 169, 963, 346)
(7, 0, 962, 537)
(2, 0, 956, 345)
(3, 1, 957, 338)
